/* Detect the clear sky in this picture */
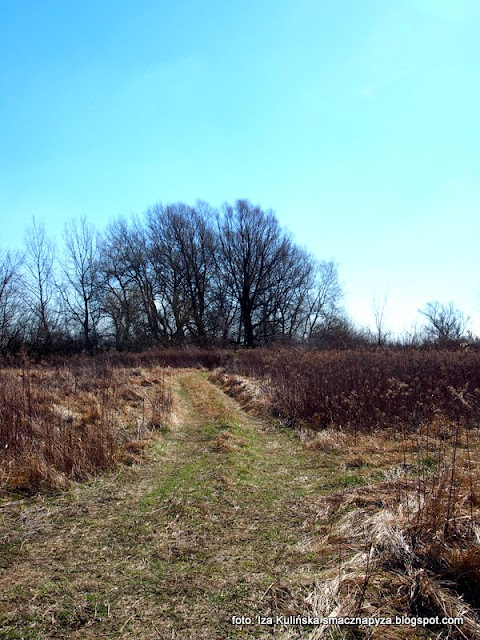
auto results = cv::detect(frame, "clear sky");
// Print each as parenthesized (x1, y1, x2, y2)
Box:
(1, 0, 479, 336)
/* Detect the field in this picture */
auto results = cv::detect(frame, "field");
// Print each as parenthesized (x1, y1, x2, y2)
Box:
(1, 348, 480, 639)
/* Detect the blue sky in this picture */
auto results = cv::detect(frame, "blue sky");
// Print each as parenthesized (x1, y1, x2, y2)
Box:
(1, 0, 479, 335)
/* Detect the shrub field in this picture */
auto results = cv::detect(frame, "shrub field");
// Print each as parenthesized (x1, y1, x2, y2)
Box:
(225, 347, 480, 432)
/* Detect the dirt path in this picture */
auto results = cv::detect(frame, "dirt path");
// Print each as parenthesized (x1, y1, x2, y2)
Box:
(0, 370, 332, 639)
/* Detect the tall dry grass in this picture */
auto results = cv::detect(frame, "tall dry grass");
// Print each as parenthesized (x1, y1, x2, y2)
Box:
(214, 347, 480, 636)
(226, 347, 480, 432)
(0, 357, 172, 491)
(307, 425, 480, 638)
(98, 346, 230, 370)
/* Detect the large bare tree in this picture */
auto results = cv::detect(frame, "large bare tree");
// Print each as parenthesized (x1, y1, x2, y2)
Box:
(216, 200, 294, 347)
(24, 218, 58, 354)
(147, 201, 220, 343)
(98, 218, 152, 349)
(60, 217, 101, 353)
(0, 249, 25, 354)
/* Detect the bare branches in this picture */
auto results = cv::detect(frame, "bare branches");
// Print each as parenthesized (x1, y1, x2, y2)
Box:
(420, 301, 469, 345)
(60, 216, 101, 353)
(215, 200, 339, 346)
(24, 218, 58, 354)
(372, 293, 391, 347)
(2, 199, 347, 352)
(0, 248, 25, 353)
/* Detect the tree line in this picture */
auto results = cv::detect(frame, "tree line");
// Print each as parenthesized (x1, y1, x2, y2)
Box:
(0, 199, 344, 357)
(1, 198, 472, 359)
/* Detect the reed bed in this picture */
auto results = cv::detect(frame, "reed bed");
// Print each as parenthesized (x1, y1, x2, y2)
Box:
(213, 347, 480, 637)
(226, 347, 480, 432)
(0, 358, 172, 491)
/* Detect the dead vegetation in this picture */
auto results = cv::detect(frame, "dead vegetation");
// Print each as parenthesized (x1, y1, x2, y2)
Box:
(306, 428, 480, 638)
(3, 348, 480, 637)
(0, 357, 173, 492)
(211, 351, 480, 638)
(0, 370, 334, 639)
(222, 347, 480, 432)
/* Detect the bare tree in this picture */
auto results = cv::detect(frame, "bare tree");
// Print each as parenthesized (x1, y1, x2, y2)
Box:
(217, 200, 294, 347)
(371, 293, 391, 346)
(24, 218, 58, 354)
(302, 260, 343, 338)
(148, 201, 228, 344)
(260, 243, 314, 342)
(215, 201, 344, 346)
(98, 218, 152, 349)
(419, 301, 468, 345)
(59, 217, 101, 353)
(265, 252, 342, 343)
(128, 220, 168, 343)
(0, 249, 25, 354)
(148, 203, 199, 343)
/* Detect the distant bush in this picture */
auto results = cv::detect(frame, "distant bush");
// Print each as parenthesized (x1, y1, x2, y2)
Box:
(98, 346, 231, 370)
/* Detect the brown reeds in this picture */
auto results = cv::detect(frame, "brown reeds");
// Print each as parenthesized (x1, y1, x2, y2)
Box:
(214, 347, 480, 636)
(225, 347, 480, 432)
(0, 358, 173, 491)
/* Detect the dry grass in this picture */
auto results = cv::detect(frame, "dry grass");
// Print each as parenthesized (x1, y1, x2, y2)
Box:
(0, 370, 336, 639)
(297, 424, 480, 638)
(212, 364, 480, 638)
(102, 346, 230, 370)
(209, 370, 275, 416)
(0, 358, 173, 492)
(210, 430, 245, 452)
(3, 350, 480, 638)
(224, 347, 480, 432)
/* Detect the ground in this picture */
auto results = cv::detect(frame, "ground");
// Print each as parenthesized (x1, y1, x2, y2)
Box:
(0, 369, 475, 639)
(0, 370, 339, 639)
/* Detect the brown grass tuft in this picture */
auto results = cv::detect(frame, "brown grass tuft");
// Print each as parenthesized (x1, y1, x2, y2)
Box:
(305, 429, 348, 452)
(211, 431, 245, 452)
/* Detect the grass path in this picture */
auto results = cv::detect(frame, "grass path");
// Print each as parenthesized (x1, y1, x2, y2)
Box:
(0, 370, 335, 639)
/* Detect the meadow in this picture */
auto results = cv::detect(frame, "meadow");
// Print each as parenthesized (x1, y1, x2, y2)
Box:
(222, 347, 480, 431)
(1, 346, 480, 638)
(0, 355, 173, 491)
(214, 346, 480, 638)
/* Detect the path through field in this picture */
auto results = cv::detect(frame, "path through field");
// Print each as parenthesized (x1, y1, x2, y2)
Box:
(0, 371, 333, 639)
